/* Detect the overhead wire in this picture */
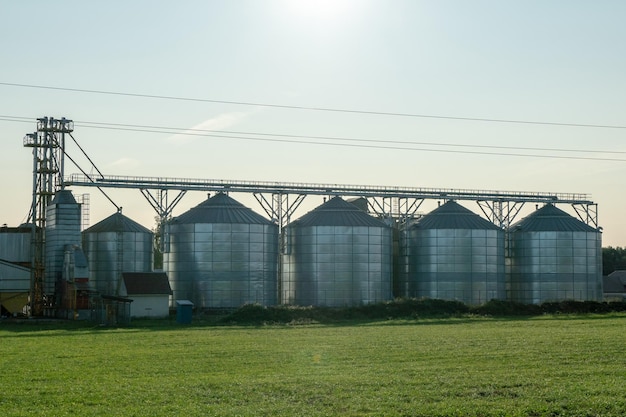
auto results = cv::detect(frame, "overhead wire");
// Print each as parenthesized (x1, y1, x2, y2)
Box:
(1, 81, 626, 129)
(60, 146, 121, 212)
(2, 114, 625, 162)
(4, 114, 123, 213)
(74, 119, 626, 156)
(68, 132, 106, 180)
(75, 123, 626, 162)
(67, 132, 121, 212)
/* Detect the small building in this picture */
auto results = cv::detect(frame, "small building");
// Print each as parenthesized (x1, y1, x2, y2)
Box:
(119, 272, 172, 318)
(603, 271, 626, 301)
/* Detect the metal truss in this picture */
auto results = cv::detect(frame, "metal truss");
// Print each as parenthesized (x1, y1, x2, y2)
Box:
(477, 200, 526, 228)
(572, 203, 599, 229)
(253, 192, 306, 231)
(140, 188, 187, 222)
(368, 197, 426, 221)
(63, 173, 598, 228)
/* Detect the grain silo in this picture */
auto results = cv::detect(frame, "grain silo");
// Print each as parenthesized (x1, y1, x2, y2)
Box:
(507, 204, 602, 304)
(282, 196, 393, 307)
(82, 211, 154, 296)
(403, 200, 505, 305)
(0, 225, 32, 265)
(163, 193, 278, 308)
(0, 225, 32, 314)
(44, 190, 82, 298)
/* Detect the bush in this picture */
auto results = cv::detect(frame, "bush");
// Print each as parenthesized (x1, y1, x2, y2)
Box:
(221, 298, 471, 325)
(470, 299, 541, 316)
(540, 300, 626, 314)
(217, 298, 626, 325)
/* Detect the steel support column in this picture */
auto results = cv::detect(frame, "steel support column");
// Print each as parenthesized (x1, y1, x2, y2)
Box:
(477, 200, 525, 228)
(572, 203, 598, 229)
(140, 188, 187, 222)
(253, 192, 306, 230)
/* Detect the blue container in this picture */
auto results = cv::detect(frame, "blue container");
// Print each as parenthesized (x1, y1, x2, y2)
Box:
(175, 300, 194, 324)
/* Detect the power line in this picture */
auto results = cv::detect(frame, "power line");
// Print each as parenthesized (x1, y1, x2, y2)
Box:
(74, 119, 626, 156)
(62, 145, 121, 212)
(2, 81, 626, 129)
(4, 114, 624, 155)
(75, 123, 626, 162)
(2, 115, 625, 162)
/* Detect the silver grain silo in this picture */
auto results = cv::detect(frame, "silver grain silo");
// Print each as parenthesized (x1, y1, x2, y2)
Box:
(0, 225, 33, 314)
(45, 190, 82, 298)
(282, 196, 393, 307)
(507, 204, 602, 304)
(163, 193, 278, 308)
(82, 212, 154, 296)
(0, 225, 32, 265)
(403, 201, 505, 305)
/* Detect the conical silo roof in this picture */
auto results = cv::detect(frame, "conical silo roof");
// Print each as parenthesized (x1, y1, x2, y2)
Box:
(83, 212, 152, 234)
(415, 200, 500, 230)
(172, 192, 272, 224)
(50, 189, 77, 205)
(291, 196, 387, 227)
(510, 204, 597, 232)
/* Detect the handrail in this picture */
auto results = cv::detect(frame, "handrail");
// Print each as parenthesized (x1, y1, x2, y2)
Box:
(64, 173, 593, 204)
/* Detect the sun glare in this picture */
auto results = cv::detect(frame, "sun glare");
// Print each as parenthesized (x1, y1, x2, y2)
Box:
(285, 0, 353, 20)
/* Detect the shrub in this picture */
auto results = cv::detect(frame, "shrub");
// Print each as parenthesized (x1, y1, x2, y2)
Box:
(217, 299, 626, 325)
(470, 299, 541, 316)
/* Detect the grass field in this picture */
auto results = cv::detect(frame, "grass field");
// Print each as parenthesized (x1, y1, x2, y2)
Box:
(1, 314, 626, 416)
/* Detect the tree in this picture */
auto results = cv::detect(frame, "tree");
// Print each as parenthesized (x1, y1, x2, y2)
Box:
(602, 246, 626, 276)
(152, 216, 164, 270)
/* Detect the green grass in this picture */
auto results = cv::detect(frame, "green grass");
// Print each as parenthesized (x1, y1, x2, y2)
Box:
(2, 315, 626, 416)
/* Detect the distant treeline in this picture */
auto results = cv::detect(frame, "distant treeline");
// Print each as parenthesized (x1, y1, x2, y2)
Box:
(603, 246, 626, 275)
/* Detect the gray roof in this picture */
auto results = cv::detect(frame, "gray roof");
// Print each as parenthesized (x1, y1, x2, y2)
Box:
(122, 272, 172, 295)
(608, 270, 626, 281)
(172, 193, 273, 225)
(83, 212, 152, 234)
(50, 190, 77, 205)
(510, 204, 597, 232)
(603, 273, 626, 294)
(289, 196, 388, 228)
(414, 201, 500, 230)
(0, 226, 33, 234)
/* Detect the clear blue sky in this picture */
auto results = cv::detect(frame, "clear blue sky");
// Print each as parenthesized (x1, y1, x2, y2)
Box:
(1, 0, 625, 246)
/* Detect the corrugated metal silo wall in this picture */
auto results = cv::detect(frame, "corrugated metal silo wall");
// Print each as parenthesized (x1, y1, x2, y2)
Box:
(82, 231, 153, 295)
(44, 202, 82, 296)
(0, 230, 31, 263)
(406, 228, 506, 305)
(393, 220, 415, 299)
(281, 225, 393, 307)
(507, 230, 603, 303)
(164, 222, 279, 308)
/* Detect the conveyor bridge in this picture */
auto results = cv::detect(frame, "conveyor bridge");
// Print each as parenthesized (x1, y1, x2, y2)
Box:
(63, 173, 598, 230)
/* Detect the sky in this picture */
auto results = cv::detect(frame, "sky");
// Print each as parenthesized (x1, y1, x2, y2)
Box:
(1, 0, 625, 246)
